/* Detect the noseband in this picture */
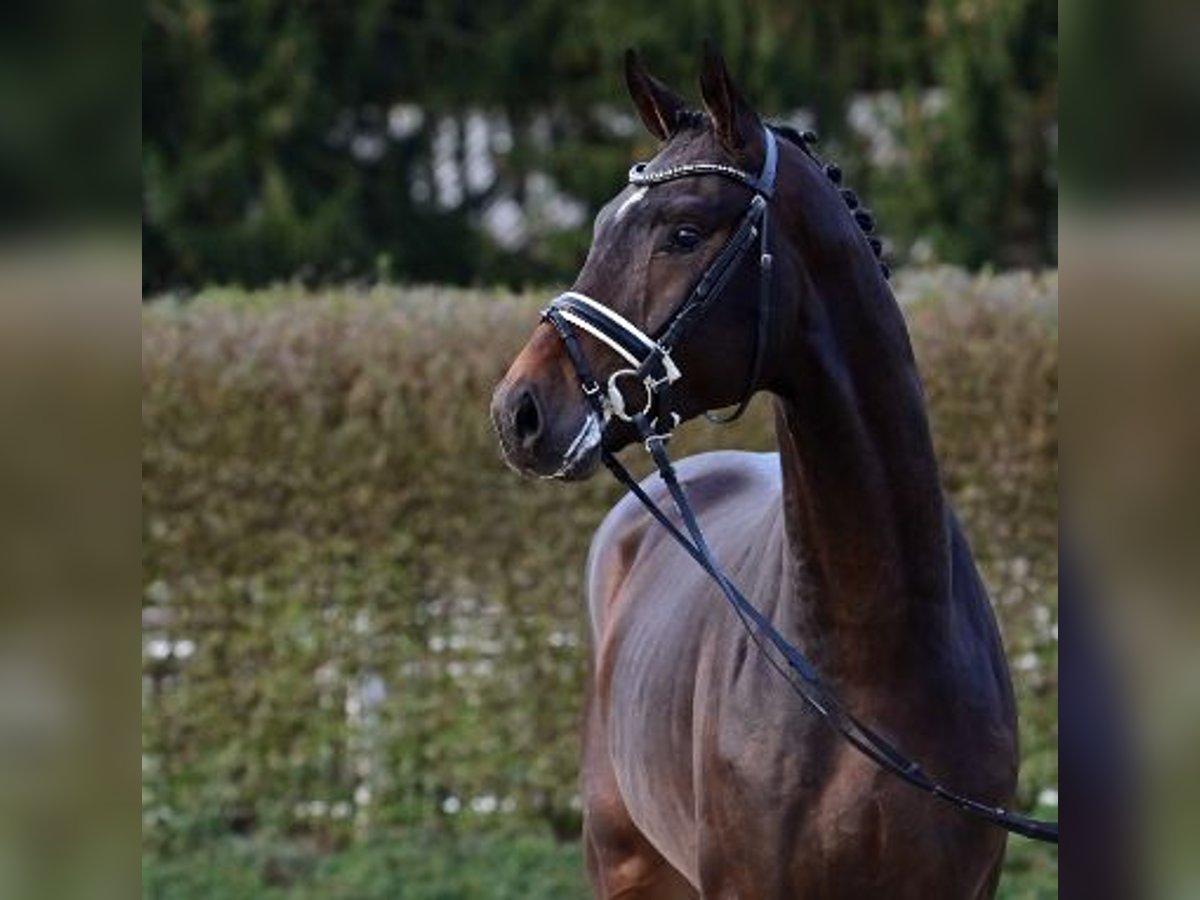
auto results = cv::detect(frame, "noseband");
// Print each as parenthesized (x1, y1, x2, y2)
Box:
(535, 124, 1058, 845)
(542, 124, 779, 433)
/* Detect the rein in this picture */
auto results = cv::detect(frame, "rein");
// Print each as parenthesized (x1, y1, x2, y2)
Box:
(541, 125, 1059, 846)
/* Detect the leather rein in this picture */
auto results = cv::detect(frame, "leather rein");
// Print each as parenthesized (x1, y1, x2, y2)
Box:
(540, 125, 1059, 845)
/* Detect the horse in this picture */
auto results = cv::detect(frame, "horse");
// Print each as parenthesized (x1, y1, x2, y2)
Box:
(490, 45, 1019, 899)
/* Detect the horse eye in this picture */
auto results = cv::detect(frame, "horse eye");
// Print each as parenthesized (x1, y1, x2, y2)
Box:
(669, 225, 702, 251)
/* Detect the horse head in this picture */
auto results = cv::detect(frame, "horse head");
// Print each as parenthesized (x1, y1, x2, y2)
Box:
(491, 46, 787, 479)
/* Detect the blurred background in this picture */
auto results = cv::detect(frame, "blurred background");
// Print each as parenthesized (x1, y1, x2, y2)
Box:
(142, 0, 1057, 293)
(137, 2, 1062, 898)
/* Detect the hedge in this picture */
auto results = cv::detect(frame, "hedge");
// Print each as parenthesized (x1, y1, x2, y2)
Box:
(142, 270, 1057, 870)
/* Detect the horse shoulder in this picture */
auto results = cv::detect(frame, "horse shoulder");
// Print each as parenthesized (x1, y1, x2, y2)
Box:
(585, 449, 780, 640)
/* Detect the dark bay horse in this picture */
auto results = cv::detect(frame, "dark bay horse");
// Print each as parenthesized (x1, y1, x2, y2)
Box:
(491, 47, 1018, 899)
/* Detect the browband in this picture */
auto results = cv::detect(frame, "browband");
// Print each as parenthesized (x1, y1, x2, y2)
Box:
(628, 123, 778, 198)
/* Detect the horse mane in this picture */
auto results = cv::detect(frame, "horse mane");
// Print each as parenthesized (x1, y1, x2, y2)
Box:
(668, 108, 890, 280)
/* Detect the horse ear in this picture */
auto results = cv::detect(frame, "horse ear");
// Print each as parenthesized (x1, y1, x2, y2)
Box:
(624, 48, 688, 142)
(698, 41, 760, 153)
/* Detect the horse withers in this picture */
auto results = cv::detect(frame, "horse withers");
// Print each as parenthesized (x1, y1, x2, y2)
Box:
(491, 46, 1019, 899)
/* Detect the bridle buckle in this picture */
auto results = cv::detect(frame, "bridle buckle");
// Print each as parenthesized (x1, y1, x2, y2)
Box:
(647, 350, 681, 388)
(607, 368, 654, 423)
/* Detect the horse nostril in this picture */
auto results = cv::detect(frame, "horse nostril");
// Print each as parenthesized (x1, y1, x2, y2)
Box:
(513, 388, 542, 448)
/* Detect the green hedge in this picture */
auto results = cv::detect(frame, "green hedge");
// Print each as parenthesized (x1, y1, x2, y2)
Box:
(142, 270, 1057, 887)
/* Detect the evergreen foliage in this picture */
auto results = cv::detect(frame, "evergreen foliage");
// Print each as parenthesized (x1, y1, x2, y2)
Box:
(143, 1, 1057, 292)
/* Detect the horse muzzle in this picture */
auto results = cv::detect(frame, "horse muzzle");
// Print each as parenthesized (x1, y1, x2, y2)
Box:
(490, 379, 604, 481)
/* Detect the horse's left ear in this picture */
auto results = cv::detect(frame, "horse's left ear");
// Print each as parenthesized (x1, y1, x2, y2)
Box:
(625, 48, 689, 142)
(698, 41, 761, 154)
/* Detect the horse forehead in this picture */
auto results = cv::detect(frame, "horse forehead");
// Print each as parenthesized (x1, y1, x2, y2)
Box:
(597, 129, 725, 227)
(651, 126, 726, 170)
(595, 185, 644, 233)
(597, 172, 725, 237)
(613, 186, 648, 222)
(593, 184, 658, 246)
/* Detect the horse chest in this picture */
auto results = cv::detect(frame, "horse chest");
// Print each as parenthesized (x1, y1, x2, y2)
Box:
(596, 556, 827, 863)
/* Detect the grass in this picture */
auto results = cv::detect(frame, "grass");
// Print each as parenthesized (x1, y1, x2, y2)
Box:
(144, 826, 1057, 899)
(143, 829, 586, 900)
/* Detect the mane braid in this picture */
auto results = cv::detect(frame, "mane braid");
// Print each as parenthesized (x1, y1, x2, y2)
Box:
(768, 122, 890, 279)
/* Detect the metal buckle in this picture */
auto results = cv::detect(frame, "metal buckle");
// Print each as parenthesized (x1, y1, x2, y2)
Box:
(648, 349, 681, 386)
(607, 368, 654, 422)
(643, 432, 671, 452)
(646, 412, 680, 444)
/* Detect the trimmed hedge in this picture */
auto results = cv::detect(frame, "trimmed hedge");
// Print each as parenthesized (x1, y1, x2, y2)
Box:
(142, 271, 1057, 879)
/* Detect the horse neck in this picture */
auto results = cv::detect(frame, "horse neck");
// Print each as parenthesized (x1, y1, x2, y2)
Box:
(765, 175, 949, 675)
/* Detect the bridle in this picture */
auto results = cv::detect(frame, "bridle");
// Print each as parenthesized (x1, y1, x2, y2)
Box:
(538, 124, 1059, 845)
(542, 123, 778, 434)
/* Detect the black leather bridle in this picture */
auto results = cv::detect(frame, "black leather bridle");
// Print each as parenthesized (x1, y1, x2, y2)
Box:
(543, 123, 778, 433)
(540, 124, 1058, 845)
